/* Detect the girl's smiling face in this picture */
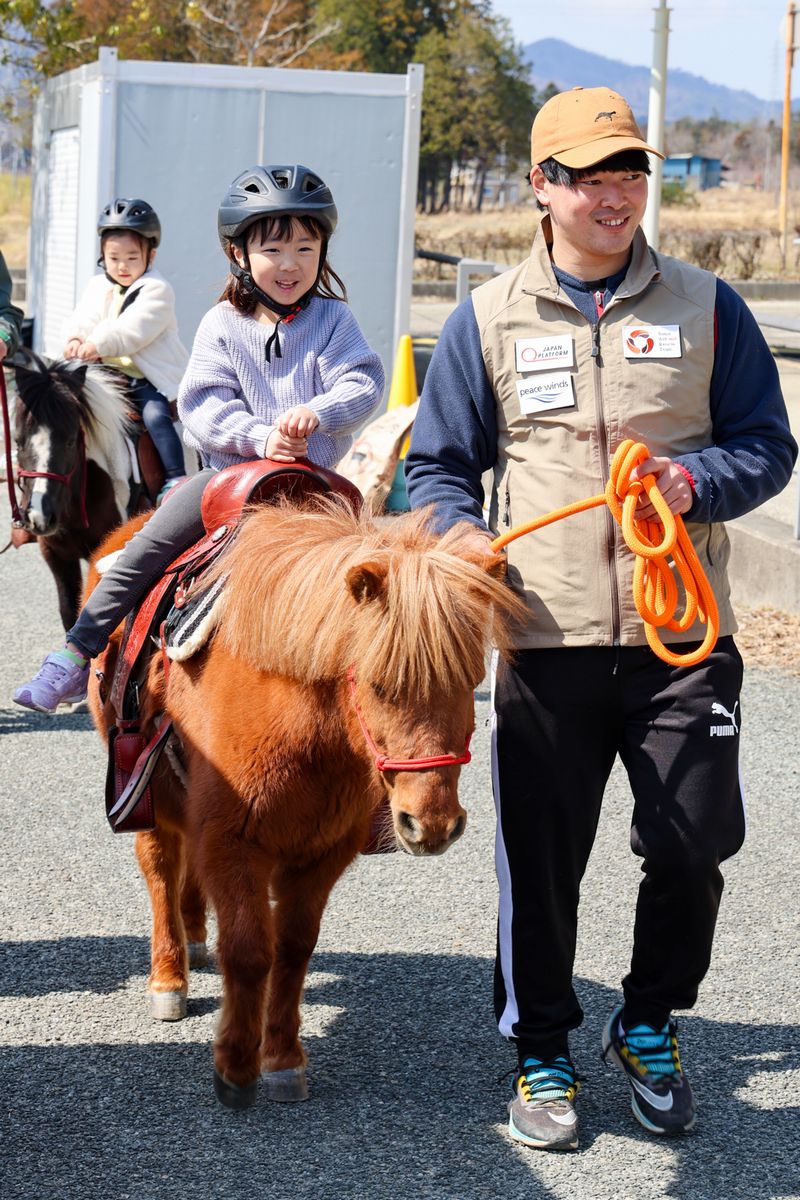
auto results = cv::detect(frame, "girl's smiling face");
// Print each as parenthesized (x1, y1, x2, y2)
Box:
(235, 218, 322, 315)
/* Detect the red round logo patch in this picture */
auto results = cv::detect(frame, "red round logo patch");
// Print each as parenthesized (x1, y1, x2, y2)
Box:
(626, 328, 655, 355)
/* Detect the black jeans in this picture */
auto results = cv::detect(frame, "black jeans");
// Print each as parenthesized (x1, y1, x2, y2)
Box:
(492, 640, 745, 1058)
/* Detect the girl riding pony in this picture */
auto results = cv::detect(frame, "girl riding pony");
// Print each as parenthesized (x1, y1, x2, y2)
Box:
(14, 164, 385, 713)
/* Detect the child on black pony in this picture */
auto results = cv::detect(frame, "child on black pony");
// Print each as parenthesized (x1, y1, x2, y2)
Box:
(64, 197, 188, 498)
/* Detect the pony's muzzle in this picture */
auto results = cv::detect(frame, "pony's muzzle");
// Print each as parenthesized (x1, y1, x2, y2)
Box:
(394, 806, 467, 856)
(24, 492, 55, 533)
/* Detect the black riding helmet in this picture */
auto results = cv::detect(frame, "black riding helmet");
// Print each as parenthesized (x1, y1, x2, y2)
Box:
(218, 165, 338, 243)
(218, 165, 338, 331)
(98, 198, 161, 247)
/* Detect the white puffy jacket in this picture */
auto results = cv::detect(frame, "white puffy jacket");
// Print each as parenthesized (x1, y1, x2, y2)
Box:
(64, 270, 189, 400)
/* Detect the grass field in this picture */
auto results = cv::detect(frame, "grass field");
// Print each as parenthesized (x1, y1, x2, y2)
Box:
(0, 173, 31, 267)
(416, 187, 800, 281)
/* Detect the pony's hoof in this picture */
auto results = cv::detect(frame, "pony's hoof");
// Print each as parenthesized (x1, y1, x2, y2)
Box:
(149, 989, 187, 1021)
(187, 941, 209, 969)
(213, 1069, 258, 1110)
(262, 1065, 309, 1102)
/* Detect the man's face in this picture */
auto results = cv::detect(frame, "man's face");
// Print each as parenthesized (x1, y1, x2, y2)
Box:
(530, 164, 648, 273)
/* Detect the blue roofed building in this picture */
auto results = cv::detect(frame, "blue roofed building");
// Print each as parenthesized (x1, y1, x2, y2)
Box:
(662, 153, 727, 190)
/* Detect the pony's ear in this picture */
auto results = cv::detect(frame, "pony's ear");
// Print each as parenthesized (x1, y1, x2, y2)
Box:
(461, 546, 507, 581)
(346, 561, 387, 604)
(60, 360, 89, 387)
(483, 553, 507, 582)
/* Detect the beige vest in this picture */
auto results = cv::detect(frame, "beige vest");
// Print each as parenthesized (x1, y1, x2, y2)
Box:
(471, 218, 736, 649)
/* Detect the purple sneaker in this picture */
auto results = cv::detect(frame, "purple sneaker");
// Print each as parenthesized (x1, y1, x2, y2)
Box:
(13, 650, 89, 713)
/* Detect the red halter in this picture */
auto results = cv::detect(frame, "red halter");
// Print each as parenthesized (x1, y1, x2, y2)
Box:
(346, 666, 472, 773)
(16, 427, 89, 529)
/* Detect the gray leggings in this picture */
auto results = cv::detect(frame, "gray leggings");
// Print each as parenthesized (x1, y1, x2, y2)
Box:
(69, 468, 215, 659)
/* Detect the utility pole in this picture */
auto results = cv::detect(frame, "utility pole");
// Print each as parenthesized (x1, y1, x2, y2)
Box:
(642, 0, 671, 249)
(779, 1, 797, 269)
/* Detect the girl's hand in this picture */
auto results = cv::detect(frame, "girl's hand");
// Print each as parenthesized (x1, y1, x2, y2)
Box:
(266, 427, 308, 462)
(630, 456, 694, 519)
(76, 341, 101, 362)
(278, 405, 319, 439)
(64, 338, 82, 359)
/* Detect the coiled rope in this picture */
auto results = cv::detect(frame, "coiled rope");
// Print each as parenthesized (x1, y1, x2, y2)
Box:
(490, 439, 719, 668)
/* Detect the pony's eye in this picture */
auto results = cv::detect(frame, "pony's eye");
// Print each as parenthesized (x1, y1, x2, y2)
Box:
(371, 681, 388, 701)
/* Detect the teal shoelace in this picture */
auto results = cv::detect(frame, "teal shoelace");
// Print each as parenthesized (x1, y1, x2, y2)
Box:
(518, 1055, 579, 1103)
(623, 1022, 681, 1078)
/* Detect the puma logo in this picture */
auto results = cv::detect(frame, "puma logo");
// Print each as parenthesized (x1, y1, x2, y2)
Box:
(595, 110, 617, 122)
(710, 700, 739, 737)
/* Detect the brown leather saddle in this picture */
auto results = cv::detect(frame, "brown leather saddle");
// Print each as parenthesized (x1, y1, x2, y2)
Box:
(103, 458, 362, 834)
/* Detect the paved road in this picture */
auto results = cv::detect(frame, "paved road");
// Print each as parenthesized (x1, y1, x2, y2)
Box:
(1, 493, 798, 1200)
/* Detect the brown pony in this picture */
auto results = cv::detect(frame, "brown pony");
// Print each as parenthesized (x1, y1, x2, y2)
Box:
(87, 497, 523, 1110)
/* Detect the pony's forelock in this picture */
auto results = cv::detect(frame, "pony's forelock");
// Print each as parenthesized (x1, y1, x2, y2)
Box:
(207, 501, 523, 698)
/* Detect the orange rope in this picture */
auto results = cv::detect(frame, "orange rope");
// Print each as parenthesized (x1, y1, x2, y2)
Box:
(490, 439, 719, 668)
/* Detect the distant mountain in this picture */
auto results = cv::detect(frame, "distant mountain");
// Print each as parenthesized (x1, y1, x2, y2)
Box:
(523, 39, 788, 124)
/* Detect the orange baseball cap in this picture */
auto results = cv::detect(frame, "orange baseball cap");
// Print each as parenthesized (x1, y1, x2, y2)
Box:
(531, 86, 664, 169)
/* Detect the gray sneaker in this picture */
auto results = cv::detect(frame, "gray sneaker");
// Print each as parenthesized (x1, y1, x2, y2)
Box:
(13, 650, 89, 713)
(508, 1054, 580, 1151)
(601, 1005, 696, 1135)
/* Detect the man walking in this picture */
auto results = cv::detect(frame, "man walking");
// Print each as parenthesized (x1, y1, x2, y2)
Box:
(405, 86, 797, 1150)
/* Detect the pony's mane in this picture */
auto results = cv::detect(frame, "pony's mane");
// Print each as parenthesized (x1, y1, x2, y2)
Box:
(14, 355, 132, 482)
(206, 500, 524, 699)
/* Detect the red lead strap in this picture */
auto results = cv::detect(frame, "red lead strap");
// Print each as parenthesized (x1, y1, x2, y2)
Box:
(346, 666, 472, 772)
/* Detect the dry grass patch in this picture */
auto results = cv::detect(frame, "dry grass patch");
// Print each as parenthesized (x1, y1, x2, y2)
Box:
(0, 173, 31, 267)
(416, 187, 800, 281)
(735, 606, 800, 676)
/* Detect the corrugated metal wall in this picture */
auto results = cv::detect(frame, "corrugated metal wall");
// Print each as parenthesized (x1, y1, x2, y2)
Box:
(30, 55, 421, 386)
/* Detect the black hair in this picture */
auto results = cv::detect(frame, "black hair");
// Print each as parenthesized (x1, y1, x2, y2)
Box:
(98, 229, 157, 268)
(532, 150, 651, 210)
(219, 212, 347, 313)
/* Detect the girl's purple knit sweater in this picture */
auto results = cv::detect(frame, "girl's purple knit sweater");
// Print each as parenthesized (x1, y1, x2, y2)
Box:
(177, 297, 385, 470)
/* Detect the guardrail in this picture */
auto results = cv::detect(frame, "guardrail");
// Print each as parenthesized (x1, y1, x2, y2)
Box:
(415, 248, 503, 304)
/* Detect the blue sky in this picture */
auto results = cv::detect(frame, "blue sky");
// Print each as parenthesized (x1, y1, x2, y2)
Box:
(491, 0, 789, 103)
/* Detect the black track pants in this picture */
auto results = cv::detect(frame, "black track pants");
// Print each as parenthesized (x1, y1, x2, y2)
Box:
(492, 639, 745, 1054)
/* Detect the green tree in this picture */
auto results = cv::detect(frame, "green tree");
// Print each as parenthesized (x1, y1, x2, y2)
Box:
(417, 11, 535, 211)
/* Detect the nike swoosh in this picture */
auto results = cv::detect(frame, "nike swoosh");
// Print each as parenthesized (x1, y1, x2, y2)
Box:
(631, 1078, 674, 1111)
(548, 1110, 578, 1125)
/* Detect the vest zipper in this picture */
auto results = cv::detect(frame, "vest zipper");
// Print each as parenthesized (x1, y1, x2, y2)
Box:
(590, 319, 622, 645)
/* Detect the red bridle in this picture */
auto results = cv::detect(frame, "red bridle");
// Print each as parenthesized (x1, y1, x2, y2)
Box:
(346, 665, 472, 773)
(1, 368, 90, 530)
(16, 428, 89, 528)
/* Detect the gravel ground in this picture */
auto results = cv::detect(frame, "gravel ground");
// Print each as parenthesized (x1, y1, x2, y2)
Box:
(1, 500, 798, 1200)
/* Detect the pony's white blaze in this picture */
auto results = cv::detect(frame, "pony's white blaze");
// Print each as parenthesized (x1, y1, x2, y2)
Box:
(25, 427, 54, 529)
(82, 366, 133, 518)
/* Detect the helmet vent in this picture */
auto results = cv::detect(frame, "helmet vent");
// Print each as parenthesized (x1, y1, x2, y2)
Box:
(243, 182, 261, 193)
(303, 175, 322, 193)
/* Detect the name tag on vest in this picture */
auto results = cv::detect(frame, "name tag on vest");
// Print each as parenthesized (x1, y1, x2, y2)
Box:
(623, 325, 682, 358)
(515, 335, 574, 373)
(517, 371, 575, 415)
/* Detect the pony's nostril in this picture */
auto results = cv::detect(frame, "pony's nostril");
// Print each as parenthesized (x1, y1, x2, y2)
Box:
(397, 810, 419, 837)
(449, 813, 466, 843)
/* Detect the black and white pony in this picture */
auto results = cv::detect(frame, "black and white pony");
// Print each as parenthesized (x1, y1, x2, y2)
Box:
(9, 353, 154, 631)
